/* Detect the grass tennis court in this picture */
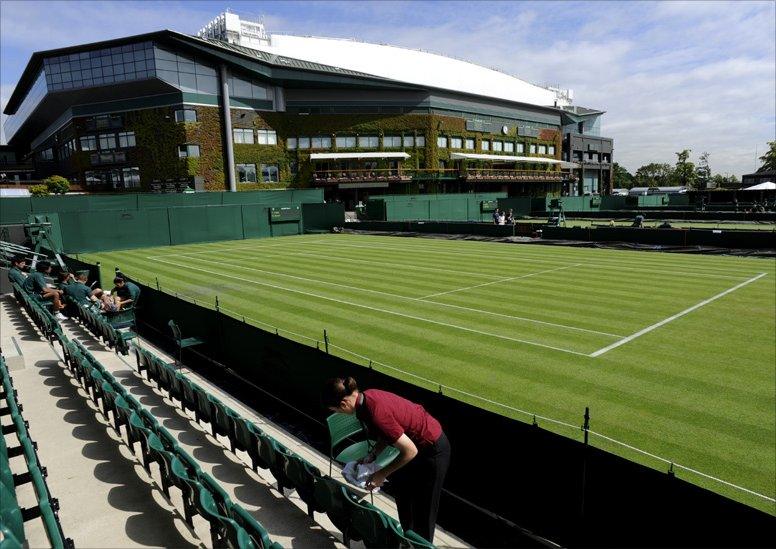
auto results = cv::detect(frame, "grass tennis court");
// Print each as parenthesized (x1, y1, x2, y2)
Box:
(81, 233, 776, 514)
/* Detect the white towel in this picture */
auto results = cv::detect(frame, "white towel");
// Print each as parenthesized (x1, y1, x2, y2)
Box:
(342, 461, 384, 492)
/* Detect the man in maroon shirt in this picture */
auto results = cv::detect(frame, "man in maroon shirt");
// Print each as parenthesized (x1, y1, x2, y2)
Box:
(322, 377, 451, 543)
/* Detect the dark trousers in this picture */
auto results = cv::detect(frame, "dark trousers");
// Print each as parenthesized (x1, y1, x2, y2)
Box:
(391, 432, 451, 543)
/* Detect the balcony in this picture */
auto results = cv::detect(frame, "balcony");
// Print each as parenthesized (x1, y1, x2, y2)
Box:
(312, 169, 411, 185)
(90, 151, 126, 165)
(463, 168, 567, 183)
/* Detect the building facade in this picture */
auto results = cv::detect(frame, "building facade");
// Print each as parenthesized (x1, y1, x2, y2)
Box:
(3, 12, 612, 205)
(560, 106, 613, 196)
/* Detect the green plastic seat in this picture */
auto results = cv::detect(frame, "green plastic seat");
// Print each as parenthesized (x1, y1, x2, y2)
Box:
(169, 454, 202, 527)
(147, 432, 176, 497)
(327, 413, 399, 474)
(230, 503, 274, 549)
(128, 411, 155, 471)
(0, 483, 25, 547)
(343, 487, 402, 548)
(197, 488, 252, 548)
(313, 476, 359, 545)
(257, 434, 292, 492)
(283, 453, 323, 517)
(207, 395, 234, 449)
(229, 412, 264, 471)
(135, 347, 152, 378)
(193, 384, 214, 428)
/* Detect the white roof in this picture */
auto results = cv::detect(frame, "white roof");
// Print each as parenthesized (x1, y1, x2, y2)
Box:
(741, 181, 776, 191)
(255, 35, 564, 107)
(450, 152, 564, 164)
(309, 152, 410, 160)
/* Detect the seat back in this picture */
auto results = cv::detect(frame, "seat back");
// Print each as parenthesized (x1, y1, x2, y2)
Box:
(343, 489, 399, 548)
(327, 413, 365, 451)
(168, 319, 182, 343)
(230, 504, 273, 549)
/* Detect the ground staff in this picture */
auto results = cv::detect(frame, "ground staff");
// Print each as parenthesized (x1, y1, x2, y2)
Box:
(322, 377, 450, 543)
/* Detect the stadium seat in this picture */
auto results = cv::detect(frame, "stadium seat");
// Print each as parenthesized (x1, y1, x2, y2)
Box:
(230, 503, 282, 549)
(313, 476, 359, 546)
(0, 483, 25, 547)
(283, 452, 323, 517)
(327, 413, 399, 475)
(256, 433, 293, 493)
(167, 320, 204, 365)
(229, 413, 265, 472)
(207, 395, 235, 451)
(197, 488, 252, 548)
(342, 486, 402, 548)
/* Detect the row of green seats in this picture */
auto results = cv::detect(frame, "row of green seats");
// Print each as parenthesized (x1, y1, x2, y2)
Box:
(134, 346, 434, 548)
(11, 282, 62, 341)
(0, 354, 73, 549)
(62, 338, 281, 549)
(70, 300, 134, 355)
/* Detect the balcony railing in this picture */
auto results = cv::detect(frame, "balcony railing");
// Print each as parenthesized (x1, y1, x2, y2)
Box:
(312, 169, 411, 185)
(464, 169, 567, 182)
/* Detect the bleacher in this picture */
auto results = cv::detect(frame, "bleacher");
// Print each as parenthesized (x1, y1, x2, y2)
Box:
(1, 267, 449, 548)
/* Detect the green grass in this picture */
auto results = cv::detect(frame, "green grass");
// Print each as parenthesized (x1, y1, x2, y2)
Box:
(81, 233, 776, 515)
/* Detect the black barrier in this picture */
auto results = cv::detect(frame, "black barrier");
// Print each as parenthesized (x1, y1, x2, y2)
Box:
(302, 202, 346, 232)
(355, 220, 541, 238)
(542, 209, 776, 222)
(96, 274, 776, 547)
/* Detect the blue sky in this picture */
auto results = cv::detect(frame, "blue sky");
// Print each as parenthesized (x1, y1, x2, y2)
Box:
(1, 0, 774, 176)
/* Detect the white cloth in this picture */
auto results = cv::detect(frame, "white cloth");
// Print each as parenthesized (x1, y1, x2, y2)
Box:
(342, 461, 383, 492)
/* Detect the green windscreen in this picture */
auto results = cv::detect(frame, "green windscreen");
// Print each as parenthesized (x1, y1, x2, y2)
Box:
(270, 206, 302, 223)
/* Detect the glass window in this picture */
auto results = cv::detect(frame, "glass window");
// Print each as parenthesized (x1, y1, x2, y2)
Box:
(464, 138, 475, 150)
(416, 136, 425, 147)
(384, 136, 401, 148)
(178, 144, 200, 158)
(358, 135, 378, 148)
(538, 145, 547, 155)
(196, 74, 218, 94)
(402, 136, 415, 148)
(516, 143, 525, 153)
(39, 148, 54, 161)
(122, 166, 141, 188)
(437, 136, 448, 148)
(530, 144, 537, 154)
(286, 137, 298, 150)
(492, 141, 503, 152)
(84, 171, 103, 186)
(311, 136, 332, 149)
(504, 142, 514, 153)
(174, 109, 197, 122)
(80, 136, 97, 151)
(98, 133, 116, 150)
(548, 145, 556, 155)
(260, 164, 279, 182)
(233, 128, 254, 144)
(336, 136, 356, 148)
(118, 131, 135, 148)
(237, 163, 257, 183)
(178, 72, 197, 92)
(481, 140, 490, 151)
(257, 129, 277, 145)
(298, 137, 311, 149)
(450, 137, 463, 149)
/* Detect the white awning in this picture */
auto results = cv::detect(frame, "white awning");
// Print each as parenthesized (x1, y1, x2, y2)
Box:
(310, 152, 410, 160)
(741, 181, 775, 191)
(449, 153, 564, 165)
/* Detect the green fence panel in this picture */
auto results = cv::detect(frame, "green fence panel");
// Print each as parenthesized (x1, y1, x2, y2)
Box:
(138, 192, 219, 209)
(85, 194, 139, 211)
(600, 196, 627, 211)
(30, 195, 89, 213)
(271, 220, 302, 237)
(365, 199, 387, 220)
(168, 205, 244, 245)
(668, 194, 691, 207)
(241, 205, 272, 239)
(0, 197, 32, 225)
(386, 200, 431, 220)
(58, 209, 172, 252)
(301, 203, 345, 232)
(429, 198, 468, 221)
(222, 189, 323, 206)
(497, 197, 533, 217)
(377, 192, 505, 202)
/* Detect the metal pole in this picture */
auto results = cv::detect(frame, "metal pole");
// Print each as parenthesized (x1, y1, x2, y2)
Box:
(323, 329, 329, 354)
(155, 277, 160, 290)
(219, 63, 237, 192)
(215, 295, 220, 312)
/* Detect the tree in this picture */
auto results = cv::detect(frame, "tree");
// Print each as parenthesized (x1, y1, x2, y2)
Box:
(634, 163, 674, 187)
(28, 184, 49, 197)
(674, 149, 697, 189)
(43, 175, 70, 195)
(612, 163, 635, 189)
(757, 141, 776, 172)
(695, 152, 711, 190)
(710, 173, 740, 189)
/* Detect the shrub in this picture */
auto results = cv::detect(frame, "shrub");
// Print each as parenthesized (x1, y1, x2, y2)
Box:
(43, 175, 70, 195)
(29, 184, 50, 197)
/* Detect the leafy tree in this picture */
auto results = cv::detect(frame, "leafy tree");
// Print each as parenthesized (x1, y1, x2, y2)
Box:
(612, 163, 635, 189)
(674, 149, 697, 189)
(757, 141, 776, 172)
(710, 173, 740, 189)
(695, 152, 711, 190)
(28, 184, 49, 197)
(634, 163, 674, 187)
(43, 175, 70, 195)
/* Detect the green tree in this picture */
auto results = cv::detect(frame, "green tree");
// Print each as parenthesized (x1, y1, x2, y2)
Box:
(634, 163, 674, 187)
(43, 175, 70, 195)
(28, 184, 49, 197)
(695, 152, 711, 190)
(757, 141, 776, 172)
(710, 173, 740, 189)
(674, 149, 697, 189)
(612, 163, 635, 189)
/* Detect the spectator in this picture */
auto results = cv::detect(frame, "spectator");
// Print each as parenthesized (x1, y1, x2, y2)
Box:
(322, 377, 450, 544)
(114, 274, 141, 306)
(111, 277, 134, 310)
(56, 269, 75, 290)
(22, 260, 66, 319)
(505, 209, 515, 225)
(7, 255, 27, 285)
(492, 208, 501, 225)
(632, 214, 645, 228)
(63, 271, 101, 305)
(498, 211, 506, 225)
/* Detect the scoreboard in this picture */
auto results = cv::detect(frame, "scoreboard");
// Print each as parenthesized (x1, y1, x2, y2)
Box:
(269, 205, 302, 223)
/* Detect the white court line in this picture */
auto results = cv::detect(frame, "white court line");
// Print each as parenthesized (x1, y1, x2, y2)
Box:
(419, 264, 582, 299)
(153, 256, 592, 356)
(164, 253, 623, 338)
(146, 238, 331, 259)
(590, 272, 769, 357)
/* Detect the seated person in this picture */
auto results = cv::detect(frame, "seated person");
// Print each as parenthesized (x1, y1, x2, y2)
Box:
(56, 269, 75, 290)
(99, 292, 122, 312)
(22, 260, 66, 319)
(63, 271, 101, 305)
(8, 255, 27, 285)
(632, 214, 645, 228)
(110, 277, 134, 310)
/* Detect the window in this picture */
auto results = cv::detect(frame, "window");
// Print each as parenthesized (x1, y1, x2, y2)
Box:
(311, 136, 332, 149)
(529, 144, 536, 154)
(298, 137, 311, 149)
(465, 138, 475, 150)
(492, 141, 503, 152)
(437, 136, 448, 148)
(286, 137, 297, 150)
(481, 140, 490, 151)
(237, 163, 257, 183)
(336, 136, 356, 148)
(601, 153, 610, 163)
(416, 136, 425, 147)
(402, 136, 415, 148)
(178, 144, 200, 158)
(538, 145, 547, 155)
(174, 109, 197, 122)
(118, 131, 136, 148)
(121, 166, 141, 188)
(257, 129, 277, 145)
(80, 136, 97, 150)
(504, 142, 514, 153)
(260, 164, 279, 182)
(383, 136, 401, 148)
(587, 151, 599, 162)
(516, 143, 525, 153)
(99, 133, 116, 150)
(358, 135, 378, 148)
(84, 171, 103, 186)
(39, 148, 54, 161)
(233, 128, 254, 144)
(450, 137, 463, 149)
(548, 145, 556, 155)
